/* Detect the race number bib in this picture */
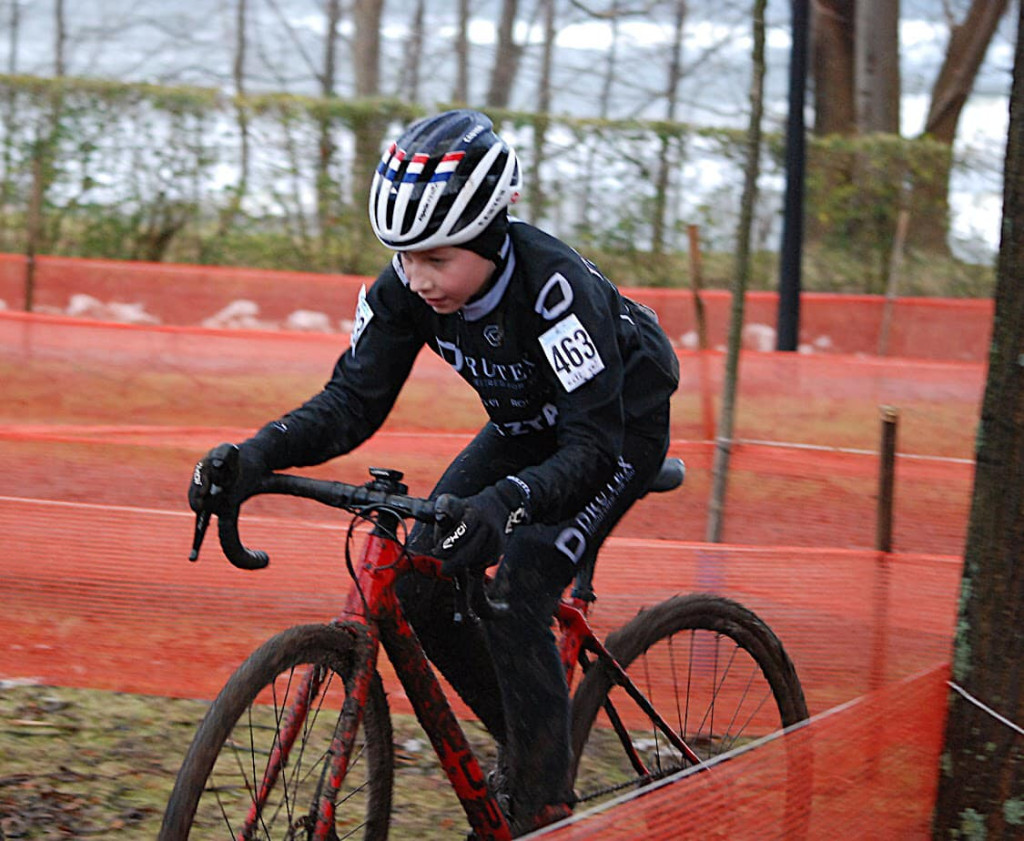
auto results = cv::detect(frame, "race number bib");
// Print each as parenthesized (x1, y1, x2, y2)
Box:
(351, 284, 373, 353)
(539, 314, 605, 392)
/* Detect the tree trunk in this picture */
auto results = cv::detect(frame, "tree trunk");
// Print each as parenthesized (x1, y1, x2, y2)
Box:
(854, 0, 900, 134)
(352, 0, 385, 255)
(218, 0, 250, 238)
(316, 0, 341, 251)
(55, 0, 66, 76)
(1, 0, 23, 230)
(811, 0, 855, 135)
(453, 0, 470, 104)
(487, 0, 522, 108)
(925, 0, 1010, 143)
(401, 0, 426, 104)
(706, 0, 766, 543)
(652, 0, 686, 255)
(25, 0, 67, 307)
(911, 0, 1010, 252)
(528, 0, 556, 225)
(580, 0, 622, 233)
(932, 4, 1024, 833)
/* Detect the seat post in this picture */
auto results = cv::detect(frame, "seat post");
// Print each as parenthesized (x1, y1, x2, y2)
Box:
(570, 556, 598, 603)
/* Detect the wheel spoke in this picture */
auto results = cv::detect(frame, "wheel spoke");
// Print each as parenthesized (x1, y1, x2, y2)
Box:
(571, 595, 808, 811)
(161, 624, 394, 841)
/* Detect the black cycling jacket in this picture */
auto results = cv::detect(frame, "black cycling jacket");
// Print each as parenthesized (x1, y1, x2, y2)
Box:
(247, 220, 680, 522)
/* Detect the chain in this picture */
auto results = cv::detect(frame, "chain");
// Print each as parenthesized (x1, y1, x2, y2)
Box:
(574, 762, 688, 804)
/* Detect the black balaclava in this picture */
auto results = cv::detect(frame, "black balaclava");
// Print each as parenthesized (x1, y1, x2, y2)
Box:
(457, 212, 510, 266)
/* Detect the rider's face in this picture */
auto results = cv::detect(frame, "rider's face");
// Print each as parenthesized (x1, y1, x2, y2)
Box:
(400, 247, 494, 314)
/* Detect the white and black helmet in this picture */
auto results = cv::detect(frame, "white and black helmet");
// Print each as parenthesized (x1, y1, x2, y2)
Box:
(368, 109, 521, 251)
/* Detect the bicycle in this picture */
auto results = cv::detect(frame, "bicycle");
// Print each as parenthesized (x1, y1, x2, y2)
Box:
(160, 451, 808, 840)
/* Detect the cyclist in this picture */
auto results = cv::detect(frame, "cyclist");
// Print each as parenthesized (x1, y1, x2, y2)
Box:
(189, 109, 679, 836)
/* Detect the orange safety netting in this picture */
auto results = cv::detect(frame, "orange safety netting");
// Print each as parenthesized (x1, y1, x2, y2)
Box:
(1, 308, 979, 553)
(0, 252, 993, 362)
(0, 255, 983, 838)
(542, 665, 951, 840)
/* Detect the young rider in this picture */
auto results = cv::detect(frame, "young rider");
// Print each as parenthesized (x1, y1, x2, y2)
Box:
(189, 109, 679, 836)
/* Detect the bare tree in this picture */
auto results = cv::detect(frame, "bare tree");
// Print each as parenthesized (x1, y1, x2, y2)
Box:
(706, 0, 767, 543)
(913, 0, 1011, 250)
(316, 0, 342, 244)
(854, 0, 900, 133)
(811, 0, 855, 135)
(217, 0, 251, 237)
(352, 0, 385, 248)
(651, 0, 686, 254)
(578, 0, 624, 231)
(926, 0, 1011, 144)
(25, 0, 69, 308)
(487, 0, 523, 108)
(54, 0, 66, 76)
(1, 0, 22, 224)
(932, 3, 1024, 832)
(811, 0, 1010, 252)
(453, 0, 471, 104)
(400, 0, 426, 104)
(528, 0, 557, 224)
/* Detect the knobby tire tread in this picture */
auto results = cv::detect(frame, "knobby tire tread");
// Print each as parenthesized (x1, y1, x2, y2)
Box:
(160, 622, 394, 841)
(569, 593, 808, 784)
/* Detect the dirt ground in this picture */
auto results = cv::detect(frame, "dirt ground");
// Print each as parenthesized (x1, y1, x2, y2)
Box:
(0, 681, 493, 840)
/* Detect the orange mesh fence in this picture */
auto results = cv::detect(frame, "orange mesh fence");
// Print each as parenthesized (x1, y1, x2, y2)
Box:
(0, 493, 958, 836)
(0, 493, 958, 715)
(0, 252, 993, 361)
(0, 261, 981, 836)
(542, 665, 950, 840)
(1, 309, 979, 553)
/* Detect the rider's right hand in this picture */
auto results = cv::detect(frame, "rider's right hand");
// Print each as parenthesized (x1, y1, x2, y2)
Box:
(188, 442, 269, 515)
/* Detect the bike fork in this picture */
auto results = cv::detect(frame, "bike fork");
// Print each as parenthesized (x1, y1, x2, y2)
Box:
(240, 631, 380, 841)
(312, 648, 379, 839)
(241, 664, 326, 835)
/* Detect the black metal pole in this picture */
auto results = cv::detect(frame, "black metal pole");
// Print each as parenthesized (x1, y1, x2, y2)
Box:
(776, 0, 809, 351)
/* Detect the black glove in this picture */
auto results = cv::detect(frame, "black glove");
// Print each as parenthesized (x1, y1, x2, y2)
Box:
(188, 442, 269, 515)
(432, 480, 530, 576)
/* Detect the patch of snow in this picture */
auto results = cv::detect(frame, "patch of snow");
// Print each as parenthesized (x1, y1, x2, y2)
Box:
(201, 300, 278, 330)
(66, 293, 160, 324)
(742, 322, 776, 352)
(0, 677, 42, 689)
(284, 309, 333, 332)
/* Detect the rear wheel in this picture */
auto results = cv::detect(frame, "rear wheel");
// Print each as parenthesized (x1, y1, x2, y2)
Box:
(570, 594, 808, 807)
(160, 623, 393, 840)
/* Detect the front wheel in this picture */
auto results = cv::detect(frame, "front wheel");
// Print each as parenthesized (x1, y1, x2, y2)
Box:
(160, 623, 394, 840)
(570, 594, 808, 807)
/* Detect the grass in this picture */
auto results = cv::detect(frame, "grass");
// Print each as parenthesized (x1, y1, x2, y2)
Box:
(0, 681, 497, 840)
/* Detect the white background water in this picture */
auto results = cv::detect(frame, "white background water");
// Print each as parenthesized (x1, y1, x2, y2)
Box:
(1, 0, 1014, 262)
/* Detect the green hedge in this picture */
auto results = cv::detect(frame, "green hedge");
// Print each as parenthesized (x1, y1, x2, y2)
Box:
(0, 74, 992, 294)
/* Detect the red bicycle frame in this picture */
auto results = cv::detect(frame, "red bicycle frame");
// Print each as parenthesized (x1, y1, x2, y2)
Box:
(215, 464, 698, 840)
(242, 506, 512, 841)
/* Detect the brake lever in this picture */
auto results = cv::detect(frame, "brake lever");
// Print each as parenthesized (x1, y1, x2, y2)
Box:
(189, 509, 211, 561)
(452, 569, 509, 624)
(187, 445, 238, 563)
(452, 571, 474, 625)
